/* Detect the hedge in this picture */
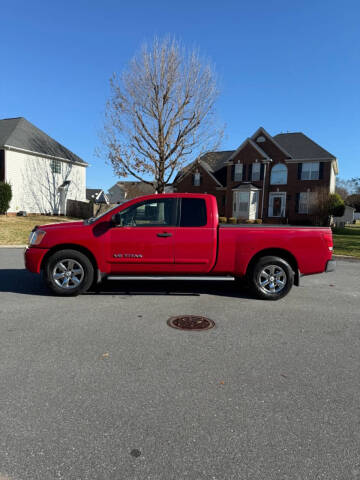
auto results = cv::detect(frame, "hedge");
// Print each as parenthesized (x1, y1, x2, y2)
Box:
(0, 182, 12, 214)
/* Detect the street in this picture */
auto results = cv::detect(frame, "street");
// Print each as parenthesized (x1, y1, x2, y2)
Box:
(0, 248, 359, 480)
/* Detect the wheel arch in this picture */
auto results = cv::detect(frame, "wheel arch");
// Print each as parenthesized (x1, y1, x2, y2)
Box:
(246, 248, 300, 286)
(41, 244, 99, 277)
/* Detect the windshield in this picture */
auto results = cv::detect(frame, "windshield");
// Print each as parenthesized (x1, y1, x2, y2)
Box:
(84, 204, 120, 224)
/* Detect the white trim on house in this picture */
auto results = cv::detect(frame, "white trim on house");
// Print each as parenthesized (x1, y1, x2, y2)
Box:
(3, 144, 89, 167)
(232, 184, 261, 220)
(268, 192, 287, 217)
(250, 127, 293, 158)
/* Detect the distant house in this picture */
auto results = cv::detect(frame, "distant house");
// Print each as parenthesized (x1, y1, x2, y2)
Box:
(0, 117, 87, 214)
(333, 205, 355, 227)
(108, 181, 155, 204)
(174, 126, 339, 224)
(86, 188, 109, 204)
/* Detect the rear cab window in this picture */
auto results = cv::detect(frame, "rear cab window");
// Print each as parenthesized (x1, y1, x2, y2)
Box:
(179, 198, 207, 227)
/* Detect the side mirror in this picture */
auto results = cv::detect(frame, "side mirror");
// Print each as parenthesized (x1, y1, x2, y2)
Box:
(111, 212, 122, 226)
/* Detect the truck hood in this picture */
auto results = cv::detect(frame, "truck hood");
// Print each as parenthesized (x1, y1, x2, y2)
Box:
(38, 221, 84, 230)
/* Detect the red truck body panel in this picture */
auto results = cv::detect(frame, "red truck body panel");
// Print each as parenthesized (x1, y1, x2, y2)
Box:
(24, 193, 333, 279)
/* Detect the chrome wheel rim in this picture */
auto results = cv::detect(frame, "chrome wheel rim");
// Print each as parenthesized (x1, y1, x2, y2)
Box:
(52, 259, 84, 289)
(257, 264, 287, 294)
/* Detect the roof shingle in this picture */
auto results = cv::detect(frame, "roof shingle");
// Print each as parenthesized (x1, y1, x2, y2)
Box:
(0, 117, 87, 165)
(273, 132, 335, 159)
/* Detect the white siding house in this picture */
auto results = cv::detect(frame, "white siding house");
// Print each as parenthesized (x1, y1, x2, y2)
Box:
(0, 117, 87, 214)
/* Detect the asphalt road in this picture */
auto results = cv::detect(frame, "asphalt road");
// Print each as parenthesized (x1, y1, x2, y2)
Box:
(0, 248, 359, 480)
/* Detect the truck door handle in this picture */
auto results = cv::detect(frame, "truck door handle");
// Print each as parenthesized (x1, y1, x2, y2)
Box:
(157, 232, 172, 237)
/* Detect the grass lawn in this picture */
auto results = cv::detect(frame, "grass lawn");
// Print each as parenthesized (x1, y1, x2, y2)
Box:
(0, 215, 79, 245)
(332, 224, 360, 258)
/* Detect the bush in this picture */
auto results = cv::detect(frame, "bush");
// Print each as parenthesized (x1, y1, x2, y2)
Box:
(255, 219, 262, 224)
(228, 217, 237, 224)
(219, 216, 227, 223)
(328, 193, 345, 217)
(0, 182, 12, 214)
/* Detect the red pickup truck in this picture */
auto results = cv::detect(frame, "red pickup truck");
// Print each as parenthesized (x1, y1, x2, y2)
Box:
(25, 193, 335, 300)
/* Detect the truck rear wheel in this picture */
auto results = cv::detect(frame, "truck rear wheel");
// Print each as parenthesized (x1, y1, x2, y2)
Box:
(249, 255, 294, 300)
(44, 249, 94, 296)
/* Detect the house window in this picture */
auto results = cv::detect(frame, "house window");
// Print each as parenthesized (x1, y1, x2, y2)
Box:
(234, 163, 243, 181)
(252, 163, 261, 181)
(270, 163, 288, 185)
(298, 192, 317, 214)
(51, 159, 61, 174)
(301, 162, 319, 180)
(193, 172, 201, 186)
(239, 192, 249, 213)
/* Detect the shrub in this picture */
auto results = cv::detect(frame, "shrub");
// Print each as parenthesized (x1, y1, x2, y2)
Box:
(255, 219, 262, 224)
(328, 193, 345, 217)
(219, 216, 227, 223)
(245, 219, 255, 224)
(0, 182, 12, 214)
(228, 217, 237, 224)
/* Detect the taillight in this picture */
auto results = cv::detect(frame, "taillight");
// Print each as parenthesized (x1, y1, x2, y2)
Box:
(323, 231, 333, 253)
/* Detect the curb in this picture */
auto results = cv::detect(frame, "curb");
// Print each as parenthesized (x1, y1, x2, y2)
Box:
(0, 245, 27, 248)
(333, 254, 360, 262)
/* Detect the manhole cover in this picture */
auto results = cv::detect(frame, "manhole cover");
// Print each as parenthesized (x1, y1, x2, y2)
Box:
(167, 315, 215, 331)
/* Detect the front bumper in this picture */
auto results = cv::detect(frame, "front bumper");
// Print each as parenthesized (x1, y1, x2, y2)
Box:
(325, 259, 336, 273)
(24, 246, 49, 273)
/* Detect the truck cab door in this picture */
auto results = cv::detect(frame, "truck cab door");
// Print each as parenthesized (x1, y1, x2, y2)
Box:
(173, 197, 217, 273)
(109, 198, 177, 274)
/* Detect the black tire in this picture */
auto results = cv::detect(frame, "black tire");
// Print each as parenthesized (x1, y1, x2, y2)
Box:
(44, 249, 94, 296)
(249, 255, 294, 301)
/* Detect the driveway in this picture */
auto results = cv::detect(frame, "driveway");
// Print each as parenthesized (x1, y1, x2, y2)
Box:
(0, 249, 359, 480)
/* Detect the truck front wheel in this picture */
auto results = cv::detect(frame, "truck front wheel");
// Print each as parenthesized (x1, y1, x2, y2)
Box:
(44, 249, 94, 296)
(249, 255, 294, 300)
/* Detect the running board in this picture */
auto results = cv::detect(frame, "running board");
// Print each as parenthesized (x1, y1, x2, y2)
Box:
(106, 275, 235, 282)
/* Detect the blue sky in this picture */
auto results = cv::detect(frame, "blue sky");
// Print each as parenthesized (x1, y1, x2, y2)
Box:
(1, 0, 359, 190)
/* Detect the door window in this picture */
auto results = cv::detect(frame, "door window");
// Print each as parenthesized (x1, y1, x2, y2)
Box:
(119, 198, 177, 227)
(269, 193, 286, 217)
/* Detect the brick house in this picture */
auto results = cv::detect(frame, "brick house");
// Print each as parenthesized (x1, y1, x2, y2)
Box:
(174, 127, 338, 223)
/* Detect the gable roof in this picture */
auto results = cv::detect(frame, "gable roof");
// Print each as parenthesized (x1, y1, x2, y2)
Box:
(251, 126, 292, 158)
(109, 181, 155, 198)
(228, 137, 271, 162)
(174, 150, 234, 183)
(273, 132, 336, 160)
(0, 117, 87, 165)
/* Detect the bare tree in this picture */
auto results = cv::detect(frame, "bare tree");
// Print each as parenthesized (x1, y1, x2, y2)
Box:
(102, 36, 223, 193)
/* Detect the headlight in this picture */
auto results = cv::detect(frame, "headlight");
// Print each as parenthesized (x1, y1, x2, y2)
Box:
(28, 230, 46, 246)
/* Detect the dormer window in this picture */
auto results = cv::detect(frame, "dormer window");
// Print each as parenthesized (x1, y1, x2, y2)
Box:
(193, 172, 201, 186)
